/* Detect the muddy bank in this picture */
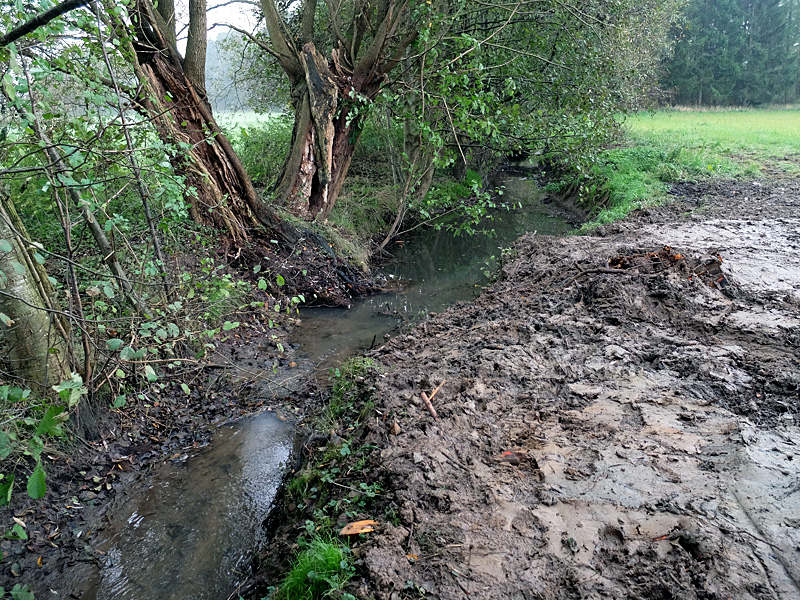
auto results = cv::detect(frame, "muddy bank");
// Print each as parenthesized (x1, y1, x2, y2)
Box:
(262, 176, 799, 599)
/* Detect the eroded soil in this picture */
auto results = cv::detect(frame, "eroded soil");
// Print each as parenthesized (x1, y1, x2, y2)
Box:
(267, 175, 800, 599)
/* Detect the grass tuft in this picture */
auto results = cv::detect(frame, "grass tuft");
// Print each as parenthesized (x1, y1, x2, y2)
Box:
(276, 536, 355, 600)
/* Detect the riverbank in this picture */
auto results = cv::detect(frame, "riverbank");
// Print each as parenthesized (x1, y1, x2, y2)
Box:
(258, 172, 800, 598)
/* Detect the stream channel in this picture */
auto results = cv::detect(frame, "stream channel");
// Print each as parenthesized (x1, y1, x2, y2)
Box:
(76, 175, 574, 600)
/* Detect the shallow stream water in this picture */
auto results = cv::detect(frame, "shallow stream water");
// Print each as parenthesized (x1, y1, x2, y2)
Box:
(78, 175, 573, 599)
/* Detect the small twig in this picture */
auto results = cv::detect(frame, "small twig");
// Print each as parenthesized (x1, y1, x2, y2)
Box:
(428, 379, 447, 403)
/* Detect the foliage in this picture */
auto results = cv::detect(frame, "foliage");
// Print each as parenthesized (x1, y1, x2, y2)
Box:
(0, 585, 34, 600)
(327, 358, 376, 425)
(274, 357, 381, 598)
(0, 375, 86, 505)
(665, 0, 800, 106)
(228, 115, 294, 186)
(275, 535, 355, 600)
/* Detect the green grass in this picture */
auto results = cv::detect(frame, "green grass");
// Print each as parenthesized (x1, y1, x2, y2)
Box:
(275, 536, 355, 600)
(216, 110, 279, 130)
(627, 109, 800, 161)
(580, 108, 800, 227)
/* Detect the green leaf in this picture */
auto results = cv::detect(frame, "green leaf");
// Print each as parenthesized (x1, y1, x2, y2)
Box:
(106, 338, 124, 351)
(180, 383, 191, 395)
(35, 406, 66, 437)
(0, 239, 12, 252)
(0, 312, 14, 327)
(10, 583, 35, 600)
(103, 285, 115, 299)
(26, 461, 46, 500)
(11, 261, 25, 275)
(253, 264, 261, 273)
(222, 321, 239, 331)
(258, 278, 267, 290)
(276, 274, 286, 286)
(120, 346, 135, 360)
(7, 523, 27, 540)
(52, 374, 86, 408)
(0, 432, 12, 460)
(33, 252, 45, 265)
(144, 364, 157, 382)
(0, 474, 14, 506)
(115, 369, 125, 378)
(111, 395, 126, 409)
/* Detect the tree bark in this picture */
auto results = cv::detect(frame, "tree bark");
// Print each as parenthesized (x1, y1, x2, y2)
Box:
(262, 0, 418, 221)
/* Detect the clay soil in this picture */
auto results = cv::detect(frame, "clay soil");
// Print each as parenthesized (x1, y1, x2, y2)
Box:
(267, 174, 800, 599)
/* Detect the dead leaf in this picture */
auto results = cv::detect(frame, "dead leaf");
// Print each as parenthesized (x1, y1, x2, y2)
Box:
(12, 517, 26, 529)
(493, 449, 528, 465)
(37, 556, 43, 567)
(339, 519, 378, 536)
(390, 420, 401, 436)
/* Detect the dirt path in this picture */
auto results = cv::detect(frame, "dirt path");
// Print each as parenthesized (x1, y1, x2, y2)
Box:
(337, 176, 799, 599)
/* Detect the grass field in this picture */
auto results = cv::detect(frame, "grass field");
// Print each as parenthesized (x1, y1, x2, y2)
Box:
(627, 109, 800, 162)
(216, 110, 279, 131)
(584, 109, 800, 226)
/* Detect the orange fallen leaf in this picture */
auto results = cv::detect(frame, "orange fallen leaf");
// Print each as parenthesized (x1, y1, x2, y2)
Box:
(339, 519, 378, 536)
(37, 556, 43, 567)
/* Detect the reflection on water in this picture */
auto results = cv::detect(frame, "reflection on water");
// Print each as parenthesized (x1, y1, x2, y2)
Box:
(292, 176, 573, 372)
(87, 412, 292, 600)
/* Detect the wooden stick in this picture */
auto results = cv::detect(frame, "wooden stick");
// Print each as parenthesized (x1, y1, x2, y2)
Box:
(421, 392, 440, 422)
(428, 379, 447, 403)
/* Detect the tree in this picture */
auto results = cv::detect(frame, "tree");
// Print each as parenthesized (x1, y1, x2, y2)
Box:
(244, 0, 684, 225)
(0, 189, 71, 390)
(256, 0, 421, 220)
(665, 0, 799, 106)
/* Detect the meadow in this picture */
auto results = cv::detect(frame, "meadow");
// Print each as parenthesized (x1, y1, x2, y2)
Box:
(586, 108, 800, 225)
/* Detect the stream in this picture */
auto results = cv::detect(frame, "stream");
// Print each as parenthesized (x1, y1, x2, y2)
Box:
(76, 175, 573, 599)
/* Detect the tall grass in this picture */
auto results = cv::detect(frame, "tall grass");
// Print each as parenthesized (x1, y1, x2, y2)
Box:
(581, 109, 800, 226)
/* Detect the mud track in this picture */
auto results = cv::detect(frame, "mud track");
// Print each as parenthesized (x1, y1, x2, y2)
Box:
(345, 177, 799, 599)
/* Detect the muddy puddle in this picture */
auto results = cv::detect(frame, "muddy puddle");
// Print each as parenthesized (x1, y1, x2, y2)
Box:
(66, 175, 572, 599)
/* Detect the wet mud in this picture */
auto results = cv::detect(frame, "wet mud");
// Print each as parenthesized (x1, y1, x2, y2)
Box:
(311, 176, 799, 599)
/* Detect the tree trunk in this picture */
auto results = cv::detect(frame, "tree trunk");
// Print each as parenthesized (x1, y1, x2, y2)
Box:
(261, 0, 419, 221)
(0, 189, 71, 390)
(123, 0, 298, 243)
(271, 43, 379, 220)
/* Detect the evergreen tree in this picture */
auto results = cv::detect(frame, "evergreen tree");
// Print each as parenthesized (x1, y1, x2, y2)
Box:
(665, 0, 799, 105)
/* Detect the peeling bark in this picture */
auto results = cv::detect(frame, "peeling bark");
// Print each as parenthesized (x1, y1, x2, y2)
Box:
(262, 0, 419, 220)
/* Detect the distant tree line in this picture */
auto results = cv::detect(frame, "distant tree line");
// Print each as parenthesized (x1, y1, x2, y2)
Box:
(665, 0, 800, 106)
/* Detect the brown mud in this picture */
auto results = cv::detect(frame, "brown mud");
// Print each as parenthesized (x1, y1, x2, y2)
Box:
(263, 174, 799, 599)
